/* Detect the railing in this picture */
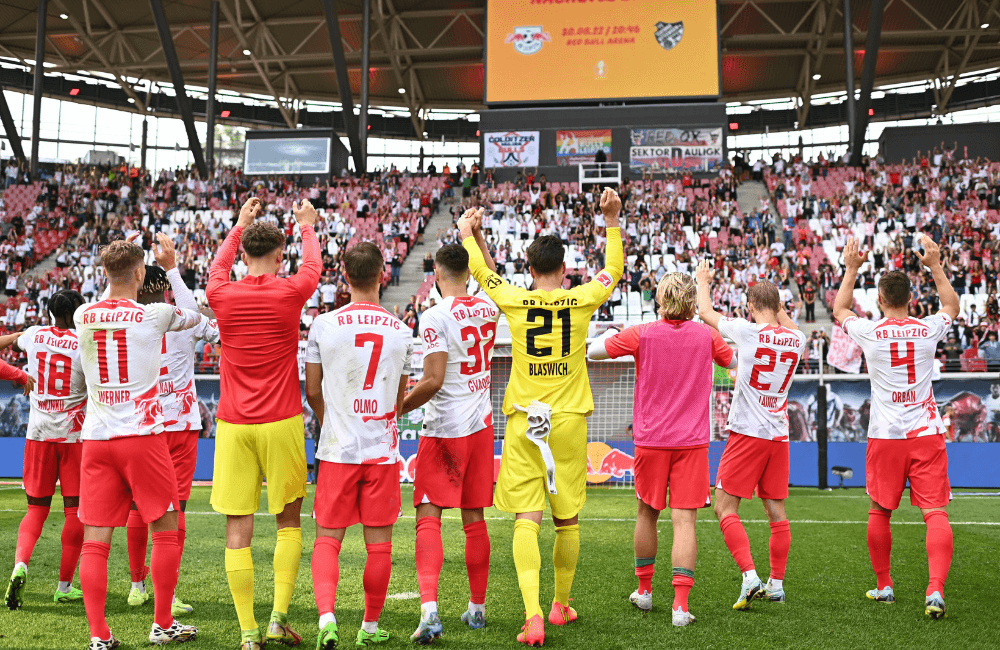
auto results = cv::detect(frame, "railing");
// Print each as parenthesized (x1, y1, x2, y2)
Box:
(578, 162, 622, 188)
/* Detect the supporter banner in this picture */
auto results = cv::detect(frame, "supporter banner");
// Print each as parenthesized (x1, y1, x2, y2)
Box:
(826, 326, 864, 373)
(629, 127, 723, 172)
(484, 131, 540, 168)
(485, 0, 719, 102)
(556, 130, 613, 166)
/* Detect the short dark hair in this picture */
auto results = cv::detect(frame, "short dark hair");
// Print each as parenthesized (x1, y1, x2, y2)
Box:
(526, 235, 564, 275)
(747, 280, 780, 313)
(343, 242, 384, 290)
(878, 271, 911, 308)
(434, 244, 469, 279)
(241, 222, 285, 258)
(47, 290, 84, 324)
(139, 265, 170, 296)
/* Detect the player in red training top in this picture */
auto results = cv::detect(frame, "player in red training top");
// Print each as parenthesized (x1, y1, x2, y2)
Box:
(696, 263, 807, 610)
(588, 272, 735, 627)
(833, 236, 959, 619)
(305, 242, 413, 649)
(400, 224, 500, 641)
(74, 239, 204, 649)
(207, 198, 321, 650)
(123, 233, 219, 617)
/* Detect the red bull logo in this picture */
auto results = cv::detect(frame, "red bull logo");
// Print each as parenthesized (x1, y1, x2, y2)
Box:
(134, 385, 163, 429)
(586, 442, 634, 484)
(505, 26, 552, 55)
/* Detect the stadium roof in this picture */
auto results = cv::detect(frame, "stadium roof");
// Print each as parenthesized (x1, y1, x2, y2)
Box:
(0, 0, 998, 127)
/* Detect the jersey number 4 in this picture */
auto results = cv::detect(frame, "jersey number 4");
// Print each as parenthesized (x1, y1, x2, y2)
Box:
(890, 341, 916, 384)
(95, 329, 129, 384)
(35, 352, 73, 397)
(526, 308, 571, 358)
(749, 348, 799, 392)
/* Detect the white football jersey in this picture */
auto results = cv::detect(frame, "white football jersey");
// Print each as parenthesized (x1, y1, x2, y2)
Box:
(719, 318, 807, 441)
(844, 314, 951, 439)
(74, 299, 203, 441)
(159, 269, 220, 432)
(307, 302, 413, 465)
(16, 326, 88, 442)
(418, 293, 500, 438)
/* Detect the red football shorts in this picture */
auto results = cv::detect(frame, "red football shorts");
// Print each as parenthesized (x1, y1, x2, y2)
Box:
(79, 434, 180, 528)
(866, 434, 950, 510)
(166, 429, 199, 501)
(22, 440, 82, 499)
(715, 432, 789, 501)
(413, 426, 494, 509)
(314, 460, 402, 529)
(634, 444, 709, 511)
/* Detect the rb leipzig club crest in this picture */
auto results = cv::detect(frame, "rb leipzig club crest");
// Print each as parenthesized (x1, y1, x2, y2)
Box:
(654, 21, 684, 51)
(505, 26, 552, 55)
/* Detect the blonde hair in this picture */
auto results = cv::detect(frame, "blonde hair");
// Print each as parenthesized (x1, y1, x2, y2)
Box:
(657, 272, 696, 321)
(100, 240, 144, 282)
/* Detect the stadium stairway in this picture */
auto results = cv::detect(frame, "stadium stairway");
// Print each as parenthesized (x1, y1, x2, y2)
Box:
(736, 180, 833, 337)
(381, 195, 460, 313)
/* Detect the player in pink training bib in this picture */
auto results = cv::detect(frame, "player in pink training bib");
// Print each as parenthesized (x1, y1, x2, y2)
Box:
(833, 235, 959, 619)
(696, 261, 806, 611)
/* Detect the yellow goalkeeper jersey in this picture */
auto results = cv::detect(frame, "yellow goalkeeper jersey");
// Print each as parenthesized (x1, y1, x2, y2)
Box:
(463, 228, 623, 416)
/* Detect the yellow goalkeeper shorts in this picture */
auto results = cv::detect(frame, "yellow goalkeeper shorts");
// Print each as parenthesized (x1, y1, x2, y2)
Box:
(210, 414, 308, 516)
(495, 411, 588, 520)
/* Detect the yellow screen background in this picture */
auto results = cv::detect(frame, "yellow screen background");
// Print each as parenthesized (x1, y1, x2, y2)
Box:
(486, 0, 720, 103)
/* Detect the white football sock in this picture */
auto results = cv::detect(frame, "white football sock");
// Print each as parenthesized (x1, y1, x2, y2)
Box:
(361, 620, 379, 634)
(468, 601, 485, 615)
(14, 562, 27, 574)
(769, 578, 783, 590)
(420, 601, 437, 619)
(742, 569, 759, 584)
(132, 581, 146, 593)
(319, 612, 336, 628)
(57, 581, 72, 593)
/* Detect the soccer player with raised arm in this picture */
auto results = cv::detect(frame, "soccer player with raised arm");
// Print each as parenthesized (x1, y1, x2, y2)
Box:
(305, 243, 413, 649)
(5, 291, 84, 609)
(588, 273, 735, 627)
(696, 262, 806, 610)
(124, 233, 220, 617)
(834, 235, 959, 618)
(458, 189, 624, 646)
(400, 226, 500, 642)
(74, 238, 204, 649)
(207, 197, 321, 650)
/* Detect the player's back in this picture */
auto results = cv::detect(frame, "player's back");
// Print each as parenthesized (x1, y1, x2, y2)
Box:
(308, 302, 413, 464)
(420, 294, 499, 438)
(19, 325, 87, 442)
(722, 319, 807, 441)
(844, 314, 950, 439)
(160, 317, 220, 430)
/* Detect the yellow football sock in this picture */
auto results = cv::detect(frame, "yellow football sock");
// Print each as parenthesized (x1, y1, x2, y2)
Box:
(273, 527, 303, 616)
(513, 519, 543, 619)
(553, 524, 580, 606)
(225, 546, 257, 633)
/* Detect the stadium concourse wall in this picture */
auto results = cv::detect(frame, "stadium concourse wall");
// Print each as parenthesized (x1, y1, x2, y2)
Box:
(478, 102, 727, 183)
(0, 350, 996, 488)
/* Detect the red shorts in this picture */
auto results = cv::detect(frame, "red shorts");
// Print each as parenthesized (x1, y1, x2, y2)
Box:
(79, 435, 180, 528)
(413, 426, 494, 509)
(715, 432, 789, 501)
(867, 435, 950, 510)
(314, 461, 402, 529)
(22, 440, 82, 499)
(634, 445, 710, 511)
(166, 430, 199, 501)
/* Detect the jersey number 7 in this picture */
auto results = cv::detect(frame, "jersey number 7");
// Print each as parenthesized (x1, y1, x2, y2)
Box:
(355, 333, 383, 390)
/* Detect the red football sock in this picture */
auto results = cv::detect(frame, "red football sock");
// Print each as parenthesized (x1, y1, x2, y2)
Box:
(80, 540, 112, 640)
(59, 507, 84, 583)
(768, 520, 791, 581)
(363, 542, 392, 622)
(312, 537, 342, 616)
(671, 569, 695, 612)
(867, 509, 893, 589)
(177, 511, 187, 565)
(923, 511, 953, 597)
(720, 513, 755, 573)
(463, 520, 490, 605)
(415, 517, 443, 604)
(150, 531, 180, 629)
(635, 563, 655, 594)
(126, 510, 149, 583)
(15, 504, 49, 565)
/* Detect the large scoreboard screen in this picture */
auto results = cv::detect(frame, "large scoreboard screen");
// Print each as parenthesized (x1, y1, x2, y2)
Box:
(485, 0, 720, 104)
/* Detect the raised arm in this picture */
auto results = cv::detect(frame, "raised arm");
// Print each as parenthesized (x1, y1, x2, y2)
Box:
(915, 234, 960, 320)
(833, 236, 866, 325)
(599, 188, 624, 283)
(459, 212, 519, 307)
(208, 197, 260, 300)
(469, 207, 496, 273)
(290, 200, 323, 299)
(154, 232, 198, 311)
(696, 260, 722, 330)
(777, 306, 800, 331)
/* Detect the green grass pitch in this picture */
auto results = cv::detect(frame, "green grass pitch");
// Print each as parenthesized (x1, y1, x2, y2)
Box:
(1, 485, 998, 649)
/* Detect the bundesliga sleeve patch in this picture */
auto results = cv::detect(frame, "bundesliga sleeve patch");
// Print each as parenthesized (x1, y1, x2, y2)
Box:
(596, 271, 614, 288)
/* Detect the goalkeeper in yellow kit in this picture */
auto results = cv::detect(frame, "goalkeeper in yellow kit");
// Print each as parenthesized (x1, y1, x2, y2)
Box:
(458, 188, 623, 646)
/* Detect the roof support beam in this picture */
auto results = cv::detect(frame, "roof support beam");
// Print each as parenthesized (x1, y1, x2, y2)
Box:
(376, 0, 424, 139)
(30, 0, 47, 176)
(797, 0, 837, 126)
(849, 0, 885, 166)
(0, 84, 26, 164)
(148, 0, 208, 178)
(320, 0, 364, 174)
(937, 0, 999, 114)
(205, 0, 219, 178)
